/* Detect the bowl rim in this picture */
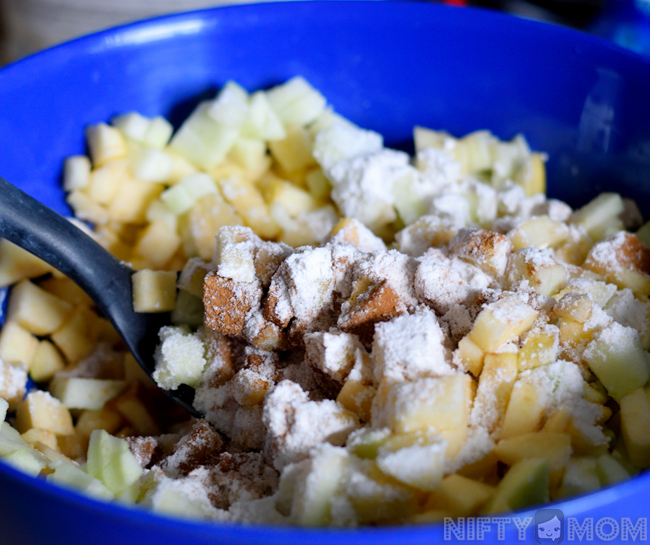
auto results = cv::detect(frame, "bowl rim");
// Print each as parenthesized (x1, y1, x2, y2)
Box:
(1, 0, 650, 537)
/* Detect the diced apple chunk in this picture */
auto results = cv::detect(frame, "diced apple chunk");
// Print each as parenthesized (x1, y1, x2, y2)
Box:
(20, 428, 59, 452)
(373, 373, 470, 458)
(63, 155, 91, 191)
(38, 276, 94, 307)
(494, 432, 571, 485)
(0, 239, 53, 288)
(50, 305, 98, 364)
(468, 295, 538, 353)
(266, 76, 327, 126)
(449, 228, 512, 279)
(29, 340, 66, 382)
(86, 123, 127, 167)
(169, 101, 240, 170)
(620, 388, 650, 468)
(87, 158, 128, 205)
(2, 445, 48, 476)
(111, 112, 151, 142)
(263, 176, 318, 218)
(86, 429, 143, 495)
(456, 335, 485, 376)
(47, 459, 114, 500)
(375, 429, 446, 490)
(0, 421, 28, 455)
(218, 174, 280, 239)
(583, 232, 650, 297)
(482, 458, 550, 514)
(289, 444, 349, 526)
(0, 359, 27, 409)
(583, 322, 650, 402)
(499, 381, 545, 440)
(559, 457, 600, 498)
(131, 222, 181, 271)
(108, 178, 164, 224)
(132, 270, 177, 313)
(508, 215, 569, 250)
(570, 192, 624, 242)
(425, 474, 494, 516)
(506, 248, 567, 296)
(343, 458, 419, 524)
(471, 352, 518, 433)
(214, 226, 261, 283)
(107, 383, 160, 436)
(515, 152, 546, 197)
(269, 124, 316, 172)
(517, 325, 559, 371)
(16, 391, 74, 436)
(596, 453, 630, 485)
(0, 321, 39, 367)
(185, 192, 244, 261)
(130, 146, 173, 182)
(75, 408, 123, 448)
(50, 377, 127, 411)
(6, 279, 72, 336)
(152, 325, 207, 390)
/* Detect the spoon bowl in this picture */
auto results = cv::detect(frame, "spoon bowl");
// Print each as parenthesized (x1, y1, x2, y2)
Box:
(0, 176, 201, 417)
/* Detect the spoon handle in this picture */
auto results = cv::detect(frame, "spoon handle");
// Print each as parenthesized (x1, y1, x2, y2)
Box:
(0, 177, 201, 417)
(0, 176, 133, 318)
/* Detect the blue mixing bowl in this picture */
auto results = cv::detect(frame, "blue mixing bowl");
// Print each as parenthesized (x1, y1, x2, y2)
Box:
(1, 2, 650, 543)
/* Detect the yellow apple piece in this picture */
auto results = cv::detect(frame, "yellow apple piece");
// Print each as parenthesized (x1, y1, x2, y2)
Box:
(471, 352, 518, 433)
(0, 239, 53, 287)
(50, 377, 128, 411)
(6, 279, 73, 336)
(29, 340, 66, 382)
(518, 326, 559, 371)
(374, 373, 471, 458)
(494, 432, 571, 487)
(424, 474, 494, 516)
(107, 382, 161, 436)
(63, 155, 91, 191)
(218, 174, 280, 239)
(86, 158, 128, 205)
(0, 320, 39, 368)
(16, 391, 74, 436)
(50, 305, 98, 364)
(506, 248, 567, 296)
(66, 190, 110, 225)
(269, 124, 316, 173)
(86, 123, 127, 168)
(131, 221, 182, 270)
(108, 178, 164, 223)
(620, 387, 650, 468)
(468, 295, 538, 353)
(570, 192, 624, 242)
(131, 269, 177, 313)
(38, 276, 94, 307)
(499, 380, 545, 440)
(0, 358, 28, 410)
(20, 428, 59, 452)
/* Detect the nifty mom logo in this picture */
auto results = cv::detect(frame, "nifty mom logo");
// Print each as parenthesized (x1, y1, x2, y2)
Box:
(444, 509, 648, 542)
(535, 509, 564, 544)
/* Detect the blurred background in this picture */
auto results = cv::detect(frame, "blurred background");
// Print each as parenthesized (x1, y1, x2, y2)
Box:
(0, 0, 648, 64)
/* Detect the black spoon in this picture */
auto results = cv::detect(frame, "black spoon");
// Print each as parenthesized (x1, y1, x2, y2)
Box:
(0, 176, 201, 418)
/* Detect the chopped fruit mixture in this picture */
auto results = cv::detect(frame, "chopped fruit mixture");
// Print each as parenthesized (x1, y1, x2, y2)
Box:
(1, 77, 650, 526)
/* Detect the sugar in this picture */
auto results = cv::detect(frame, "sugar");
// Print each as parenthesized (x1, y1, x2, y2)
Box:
(371, 309, 452, 384)
(262, 380, 359, 470)
(0, 358, 27, 407)
(327, 150, 411, 231)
